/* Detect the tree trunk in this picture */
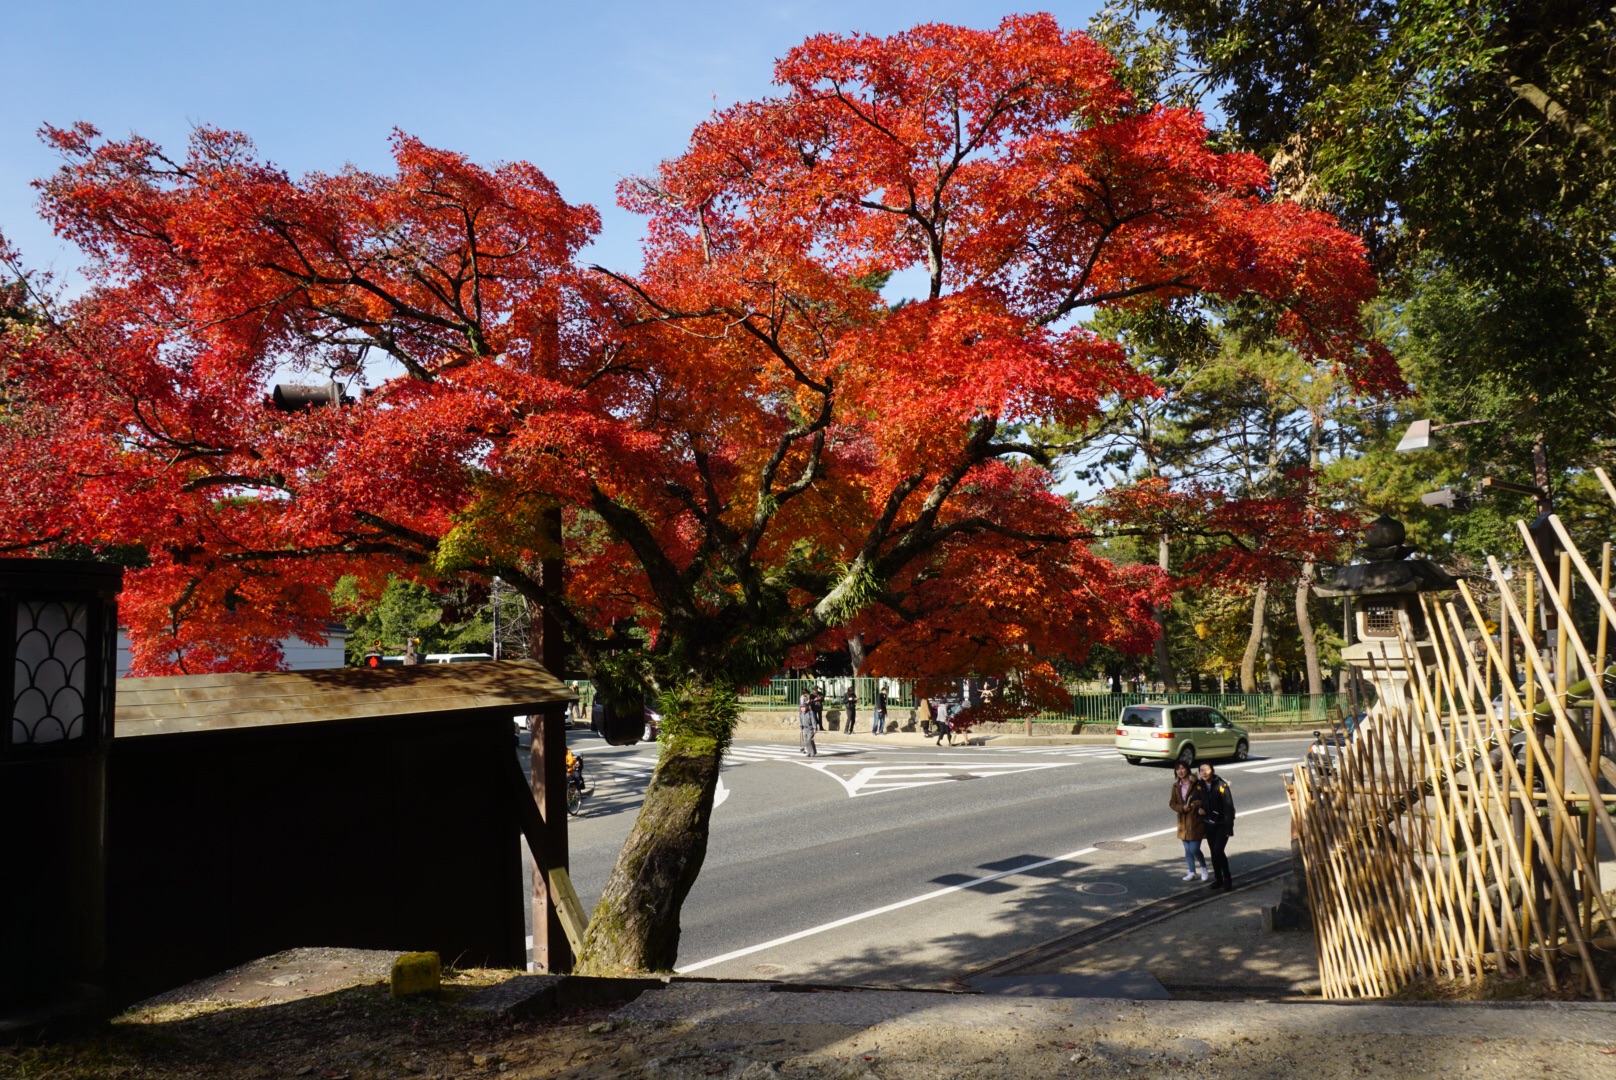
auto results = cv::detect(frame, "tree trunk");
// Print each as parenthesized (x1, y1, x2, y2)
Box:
(1296, 563, 1323, 696)
(847, 632, 867, 677)
(1241, 583, 1267, 693)
(1531, 430, 1552, 513)
(1153, 535, 1178, 692)
(1261, 615, 1282, 696)
(578, 681, 736, 975)
(1295, 410, 1324, 698)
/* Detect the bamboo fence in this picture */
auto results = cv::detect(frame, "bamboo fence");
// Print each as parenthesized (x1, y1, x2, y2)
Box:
(1289, 469, 1616, 998)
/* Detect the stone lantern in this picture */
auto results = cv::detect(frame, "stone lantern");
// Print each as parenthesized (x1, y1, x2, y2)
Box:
(1313, 516, 1460, 721)
(0, 560, 123, 1027)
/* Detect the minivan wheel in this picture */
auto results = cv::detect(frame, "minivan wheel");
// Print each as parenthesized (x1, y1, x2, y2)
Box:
(1233, 739, 1250, 762)
(1177, 744, 1197, 768)
(1124, 755, 1142, 765)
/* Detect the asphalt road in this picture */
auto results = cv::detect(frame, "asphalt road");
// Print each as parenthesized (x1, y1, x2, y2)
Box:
(519, 729, 1313, 986)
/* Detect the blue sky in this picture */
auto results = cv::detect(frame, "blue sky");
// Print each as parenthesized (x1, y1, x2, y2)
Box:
(1, 1, 1102, 286)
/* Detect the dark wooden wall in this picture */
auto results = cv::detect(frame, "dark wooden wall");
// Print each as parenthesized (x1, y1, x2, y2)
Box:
(106, 712, 525, 1007)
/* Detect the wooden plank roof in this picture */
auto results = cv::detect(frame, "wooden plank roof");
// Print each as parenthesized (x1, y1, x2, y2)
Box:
(114, 659, 576, 738)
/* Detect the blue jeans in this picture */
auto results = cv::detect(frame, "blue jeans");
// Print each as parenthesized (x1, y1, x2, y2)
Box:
(872, 710, 885, 734)
(1182, 839, 1206, 872)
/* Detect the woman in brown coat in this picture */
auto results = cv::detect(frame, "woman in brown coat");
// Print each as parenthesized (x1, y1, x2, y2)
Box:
(1170, 761, 1209, 881)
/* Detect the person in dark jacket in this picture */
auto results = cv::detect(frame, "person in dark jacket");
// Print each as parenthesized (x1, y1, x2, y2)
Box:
(1196, 762, 1236, 889)
(810, 685, 826, 731)
(843, 684, 858, 733)
(872, 689, 888, 735)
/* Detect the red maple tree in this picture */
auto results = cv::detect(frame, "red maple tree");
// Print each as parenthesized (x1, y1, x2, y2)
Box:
(0, 16, 1386, 970)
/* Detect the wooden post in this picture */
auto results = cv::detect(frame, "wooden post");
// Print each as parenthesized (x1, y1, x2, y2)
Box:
(530, 505, 574, 973)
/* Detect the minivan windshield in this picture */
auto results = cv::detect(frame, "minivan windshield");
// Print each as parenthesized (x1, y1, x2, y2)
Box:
(1120, 706, 1164, 728)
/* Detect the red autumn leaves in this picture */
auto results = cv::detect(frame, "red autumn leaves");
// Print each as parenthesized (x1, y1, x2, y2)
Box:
(0, 15, 1386, 684)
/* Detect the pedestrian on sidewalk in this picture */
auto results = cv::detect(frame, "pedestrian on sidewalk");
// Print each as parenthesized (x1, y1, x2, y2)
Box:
(843, 684, 858, 734)
(934, 698, 953, 746)
(798, 691, 818, 757)
(1170, 761, 1210, 882)
(921, 696, 937, 738)
(810, 684, 825, 731)
(1196, 762, 1236, 890)
(872, 689, 887, 735)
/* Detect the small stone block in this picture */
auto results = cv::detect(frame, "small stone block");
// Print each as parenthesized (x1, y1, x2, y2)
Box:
(390, 951, 441, 998)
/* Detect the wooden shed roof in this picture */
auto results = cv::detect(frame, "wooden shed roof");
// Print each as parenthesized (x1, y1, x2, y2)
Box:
(114, 659, 576, 738)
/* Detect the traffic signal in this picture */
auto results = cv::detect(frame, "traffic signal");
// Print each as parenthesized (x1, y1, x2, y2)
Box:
(364, 652, 383, 669)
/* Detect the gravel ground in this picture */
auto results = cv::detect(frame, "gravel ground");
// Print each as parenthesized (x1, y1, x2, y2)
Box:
(6, 972, 1616, 1080)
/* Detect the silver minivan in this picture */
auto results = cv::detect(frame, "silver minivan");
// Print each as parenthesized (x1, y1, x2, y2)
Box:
(1114, 704, 1250, 766)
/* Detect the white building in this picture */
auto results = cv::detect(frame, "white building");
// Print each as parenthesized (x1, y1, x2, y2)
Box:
(115, 626, 350, 678)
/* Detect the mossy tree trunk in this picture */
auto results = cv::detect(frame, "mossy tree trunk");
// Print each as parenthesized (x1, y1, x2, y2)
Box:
(577, 681, 737, 975)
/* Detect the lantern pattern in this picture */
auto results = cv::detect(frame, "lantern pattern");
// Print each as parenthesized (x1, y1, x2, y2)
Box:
(11, 599, 90, 745)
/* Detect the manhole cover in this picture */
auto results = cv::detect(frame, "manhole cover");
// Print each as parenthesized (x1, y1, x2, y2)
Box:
(1093, 840, 1146, 852)
(1079, 881, 1128, 896)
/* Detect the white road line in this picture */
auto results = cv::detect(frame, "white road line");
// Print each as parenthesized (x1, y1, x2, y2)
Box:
(714, 775, 730, 809)
(674, 801, 1292, 974)
(1220, 758, 1298, 772)
(1243, 762, 1303, 774)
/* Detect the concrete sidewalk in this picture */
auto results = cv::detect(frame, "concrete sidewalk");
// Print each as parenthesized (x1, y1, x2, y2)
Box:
(1013, 873, 1322, 997)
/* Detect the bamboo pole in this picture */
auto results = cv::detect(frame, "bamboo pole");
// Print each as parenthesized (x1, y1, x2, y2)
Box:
(1371, 648, 1455, 981)
(1436, 601, 1529, 976)
(1504, 539, 1616, 862)
(1471, 569, 1610, 996)
(1441, 600, 1551, 978)
(1544, 552, 1571, 976)
(1402, 622, 1483, 980)
(1425, 598, 1513, 975)
(1314, 682, 1403, 994)
(1590, 542, 1610, 941)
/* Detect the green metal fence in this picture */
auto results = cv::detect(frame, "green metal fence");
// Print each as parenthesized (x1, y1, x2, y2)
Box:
(739, 677, 1346, 730)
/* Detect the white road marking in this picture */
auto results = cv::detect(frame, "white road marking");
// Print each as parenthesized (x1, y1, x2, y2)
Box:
(800, 759, 1077, 797)
(1220, 758, 1299, 772)
(1242, 761, 1303, 774)
(714, 775, 730, 809)
(675, 801, 1293, 973)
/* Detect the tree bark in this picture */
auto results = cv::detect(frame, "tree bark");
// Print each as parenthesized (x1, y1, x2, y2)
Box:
(1295, 410, 1324, 697)
(1241, 583, 1267, 693)
(847, 631, 867, 676)
(1261, 614, 1282, 697)
(577, 682, 735, 975)
(1296, 563, 1323, 696)
(1505, 76, 1612, 159)
(1531, 430, 1552, 513)
(1153, 534, 1178, 692)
